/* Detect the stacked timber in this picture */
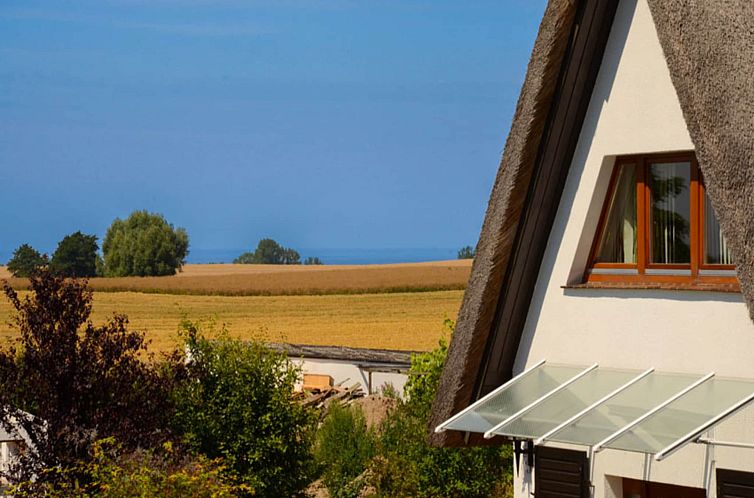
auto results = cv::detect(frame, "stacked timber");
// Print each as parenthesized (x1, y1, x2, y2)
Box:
(295, 377, 365, 410)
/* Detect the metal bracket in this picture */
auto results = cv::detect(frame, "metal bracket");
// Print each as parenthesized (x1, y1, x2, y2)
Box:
(514, 439, 535, 470)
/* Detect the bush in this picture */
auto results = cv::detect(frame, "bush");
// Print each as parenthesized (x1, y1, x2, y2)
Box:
(10, 439, 244, 498)
(234, 238, 300, 264)
(0, 270, 182, 485)
(304, 256, 323, 265)
(368, 320, 512, 497)
(6, 244, 47, 277)
(172, 322, 316, 497)
(102, 210, 189, 276)
(315, 403, 376, 498)
(51, 231, 99, 277)
(457, 245, 476, 260)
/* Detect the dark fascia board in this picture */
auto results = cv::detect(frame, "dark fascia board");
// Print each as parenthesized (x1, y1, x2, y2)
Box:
(428, 0, 620, 448)
(476, 0, 620, 397)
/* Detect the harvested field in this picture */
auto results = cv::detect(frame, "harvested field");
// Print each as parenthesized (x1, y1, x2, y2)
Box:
(0, 290, 464, 352)
(0, 260, 471, 296)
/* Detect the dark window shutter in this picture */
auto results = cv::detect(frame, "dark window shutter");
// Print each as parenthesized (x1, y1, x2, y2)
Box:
(535, 446, 589, 498)
(718, 469, 754, 498)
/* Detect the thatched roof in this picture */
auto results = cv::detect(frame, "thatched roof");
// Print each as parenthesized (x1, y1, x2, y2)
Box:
(429, 0, 754, 447)
(647, 0, 754, 322)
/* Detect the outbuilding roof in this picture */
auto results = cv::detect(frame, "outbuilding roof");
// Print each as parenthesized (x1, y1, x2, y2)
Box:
(429, 0, 754, 447)
(267, 342, 415, 367)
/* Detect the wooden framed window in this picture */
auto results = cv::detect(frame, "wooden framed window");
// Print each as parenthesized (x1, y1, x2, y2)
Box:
(585, 152, 737, 288)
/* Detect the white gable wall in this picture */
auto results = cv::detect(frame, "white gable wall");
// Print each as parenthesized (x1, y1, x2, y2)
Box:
(511, 0, 754, 496)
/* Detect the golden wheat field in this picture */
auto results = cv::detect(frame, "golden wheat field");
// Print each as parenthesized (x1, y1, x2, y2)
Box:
(0, 260, 471, 296)
(0, 290, 464, 352)
(0, 261, 470, 351)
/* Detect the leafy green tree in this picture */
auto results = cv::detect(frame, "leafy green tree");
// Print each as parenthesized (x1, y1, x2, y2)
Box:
(315, 403, 376, 498)
(369, 319, 512, 497)
(172, 322, 316, 497)
(51, 231, 98, 277)
(0, 270, 182, 487)
(102, 210, 189, 276)
(234, 238, 300, 265)
(303, 256, 323, 265)
(6, 244, 48, 277)
(457, 245, 476, 260)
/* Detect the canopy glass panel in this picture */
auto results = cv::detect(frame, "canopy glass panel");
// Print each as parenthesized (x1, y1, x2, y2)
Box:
(439, 363, 585, 434)
(437, 363, 754, 461)
(606, 377, 754, 454)
(487, 368, 638, 439)
(549, 371, 702, 446)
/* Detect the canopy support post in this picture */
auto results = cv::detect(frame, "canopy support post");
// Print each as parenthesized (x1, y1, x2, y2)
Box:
(587, 446, 596, 498)
(703, 428, 715, 498)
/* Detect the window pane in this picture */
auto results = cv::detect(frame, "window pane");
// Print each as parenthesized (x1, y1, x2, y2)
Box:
(704, 191, 734, 265)
(595, 163, 636, 264)
(649, 162, 691, 264)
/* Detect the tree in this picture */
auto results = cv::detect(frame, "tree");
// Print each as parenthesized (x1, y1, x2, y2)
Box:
(368, 320, 512, 497)
(234, 239, 301, 265)
(172, 322, 316, 497)
(102, 210, 189, 276)
(457, 245, 476, 260)
(0, 270, 182, 486)
(303, 256, 323, 265)
(6, 244, 48, 277)
(50, 231, 98, 278)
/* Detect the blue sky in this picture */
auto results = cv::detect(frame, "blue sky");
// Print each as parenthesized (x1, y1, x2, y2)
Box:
(0, 0, 547, 259)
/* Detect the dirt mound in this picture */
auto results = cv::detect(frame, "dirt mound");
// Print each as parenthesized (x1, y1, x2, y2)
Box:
(352, 395, 398, 429)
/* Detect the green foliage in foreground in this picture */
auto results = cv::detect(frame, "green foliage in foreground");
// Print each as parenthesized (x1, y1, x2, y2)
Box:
(10, 439, 243, 498)
(316, 318, 513, 498)
(234, 238, 301, 264)
(7, 244, 48, 277)
(102, 210, 189, 276)
(315, 403, 376, 498)
(172, 321, 317, 497)
(51, 231, 99, 277)
(457, 245, 476, 260)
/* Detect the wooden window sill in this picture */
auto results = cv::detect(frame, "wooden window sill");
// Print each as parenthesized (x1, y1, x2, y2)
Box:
(563, 281, 741, 293)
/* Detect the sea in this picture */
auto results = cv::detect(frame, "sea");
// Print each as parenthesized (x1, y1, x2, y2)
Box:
(0, 248, 459, 266)
(187, 248, 458, 265)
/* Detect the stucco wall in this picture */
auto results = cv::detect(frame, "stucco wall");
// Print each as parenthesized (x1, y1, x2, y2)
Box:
(512, 0, 754, 496)
(291, 357, 408, 396)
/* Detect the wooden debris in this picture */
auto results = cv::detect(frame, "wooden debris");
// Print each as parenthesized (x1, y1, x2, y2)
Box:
(295, 382, 365, 410)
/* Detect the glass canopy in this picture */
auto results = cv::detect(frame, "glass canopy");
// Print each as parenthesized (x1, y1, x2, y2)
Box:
(435, 361, 586, 434)
(436, 361, 754, 461)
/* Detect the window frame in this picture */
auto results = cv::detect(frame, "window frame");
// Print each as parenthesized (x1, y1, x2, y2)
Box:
(585, 151, 736, 286)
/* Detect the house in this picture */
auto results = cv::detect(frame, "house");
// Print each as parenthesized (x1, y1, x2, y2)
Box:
(429, 0, 754, 497)
(268, 343, 415, 396)
(0, 411, 34, 489)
